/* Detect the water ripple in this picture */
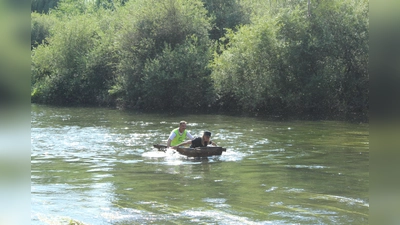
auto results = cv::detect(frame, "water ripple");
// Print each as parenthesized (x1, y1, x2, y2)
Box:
(31, 105, 369, 225)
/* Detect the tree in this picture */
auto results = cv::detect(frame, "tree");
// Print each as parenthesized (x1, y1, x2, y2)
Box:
(31, 7, 118, 105)
(211, 0, 368, 119)
(211, 15, 279, 113)
(141, 36, 214, 110)
(110, 0, 213, 110)
(201, 0, 249, 41)
(31, 0, 60, 13)
(31, 12, 57, 49)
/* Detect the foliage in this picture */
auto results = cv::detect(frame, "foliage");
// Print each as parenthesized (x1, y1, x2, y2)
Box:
(30, 0, 369, 120)
(211, 17, 278, 112)
(201, 0, 250, 41)
(31, 8, 117, 105)
(141, 36, 214, 110)
(110, 0, 213, 109)
(31, 0, 60, 13)
(31, 0, 125, 13)
(310, 0, 369, 118)
(211, 0, 369, 119)
(31, 12, 57, 49)
(52, 0, 96, 17)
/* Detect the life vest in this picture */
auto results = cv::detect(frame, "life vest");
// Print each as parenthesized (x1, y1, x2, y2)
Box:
(171, 128, 187, 146)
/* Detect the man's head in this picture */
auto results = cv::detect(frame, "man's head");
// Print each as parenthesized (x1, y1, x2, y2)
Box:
(178, 121, 187, 132)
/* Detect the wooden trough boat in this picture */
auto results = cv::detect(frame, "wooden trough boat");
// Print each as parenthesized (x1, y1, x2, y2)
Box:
(176, 146, 226, 157)
(153, 144, 226, 157)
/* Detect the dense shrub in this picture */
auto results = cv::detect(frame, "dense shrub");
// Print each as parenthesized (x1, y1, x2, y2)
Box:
(211, 0, 368, 119)
(30, 0, 368, 120)
(110, 0, 213, 109)
(31, 12, 56, 49)
(31, 8, 117, 105)
(31, 0, 60, 13)
(201, 0, 250, 41)
(141, 36, 214, 110)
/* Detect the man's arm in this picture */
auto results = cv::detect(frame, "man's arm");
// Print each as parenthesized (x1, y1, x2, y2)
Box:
(186, 132, 194, 140)
(172, 139, 192, 149)
(166, 131, 176, 148)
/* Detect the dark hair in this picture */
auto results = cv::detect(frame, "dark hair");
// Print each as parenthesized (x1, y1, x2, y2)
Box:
(204, 131, 211, 137)
(179, 121, 187, 125)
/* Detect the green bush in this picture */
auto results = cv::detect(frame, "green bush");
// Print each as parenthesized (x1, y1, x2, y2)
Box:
(141, 36, 214, 110)
(30, 0, 368, 120)
(201, 0, 250, 41)
(31, 8, 117, 105)
(212, 14, 283, 113)
(211, 0, 369, 119)
(31, 12, 57, 49)
(309, 0, 369, 118)
(31, 0, 60, 13)
(110, 0, 213, 109)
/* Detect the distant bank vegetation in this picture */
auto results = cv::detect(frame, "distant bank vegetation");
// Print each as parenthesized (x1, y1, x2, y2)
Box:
(31, 0, 368, 121)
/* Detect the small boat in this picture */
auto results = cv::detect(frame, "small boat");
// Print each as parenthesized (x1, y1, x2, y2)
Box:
(153, 144, 226, 157)
(176, 146, 226, 157)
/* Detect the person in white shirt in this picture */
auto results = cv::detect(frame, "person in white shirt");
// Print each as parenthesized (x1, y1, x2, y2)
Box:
(166, 121, 194, 148)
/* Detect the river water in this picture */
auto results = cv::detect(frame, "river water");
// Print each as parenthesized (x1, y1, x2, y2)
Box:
(31, 104, 369, 224)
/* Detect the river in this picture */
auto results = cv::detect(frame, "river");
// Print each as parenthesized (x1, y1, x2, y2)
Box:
(31, 104, 369, 224)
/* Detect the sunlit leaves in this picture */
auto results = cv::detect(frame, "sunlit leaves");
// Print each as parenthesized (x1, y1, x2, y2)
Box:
(112, 0, 213, 109)
(211, 0, 369, 119)
(30, 0, 368, 119)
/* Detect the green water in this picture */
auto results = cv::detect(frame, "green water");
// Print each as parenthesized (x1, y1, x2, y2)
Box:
(31, 104, 369, 224)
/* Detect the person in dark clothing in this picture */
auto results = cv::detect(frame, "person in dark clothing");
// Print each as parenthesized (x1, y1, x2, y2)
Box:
(173, 131, 217, 148)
